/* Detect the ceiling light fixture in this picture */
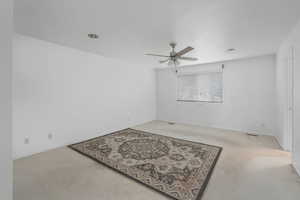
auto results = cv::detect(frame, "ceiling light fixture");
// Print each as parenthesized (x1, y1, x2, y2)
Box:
(226, 48, 236, 52)
(88, 33, 99, 39)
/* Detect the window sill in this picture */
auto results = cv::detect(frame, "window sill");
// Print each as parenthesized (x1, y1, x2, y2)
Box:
(176, 100, 223, 103)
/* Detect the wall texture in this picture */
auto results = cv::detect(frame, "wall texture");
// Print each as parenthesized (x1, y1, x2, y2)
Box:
(0, 0, 12, 199)
(156, 55, 277, 136)
(13, 34, 156, 159)
(277, 20, 300, 174)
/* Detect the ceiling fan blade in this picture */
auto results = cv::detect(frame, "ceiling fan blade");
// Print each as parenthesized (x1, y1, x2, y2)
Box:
(178, 56, 198, 61)
(145, 53, 170, 58)
(159, 59, 169, 64)
(175, 46, 194, 57)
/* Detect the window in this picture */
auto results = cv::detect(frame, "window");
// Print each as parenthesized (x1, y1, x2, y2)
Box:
(177, 71, 223, 103)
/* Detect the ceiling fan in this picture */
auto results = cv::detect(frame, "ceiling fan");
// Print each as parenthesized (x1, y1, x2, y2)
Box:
(145, 42, 198, 67)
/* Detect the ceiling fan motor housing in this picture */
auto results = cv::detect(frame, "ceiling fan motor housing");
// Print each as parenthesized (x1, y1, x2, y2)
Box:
(145, 43, 198, 66)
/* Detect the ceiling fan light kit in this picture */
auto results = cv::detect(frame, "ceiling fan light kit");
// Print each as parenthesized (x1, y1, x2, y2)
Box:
(145, 42, 198, 73)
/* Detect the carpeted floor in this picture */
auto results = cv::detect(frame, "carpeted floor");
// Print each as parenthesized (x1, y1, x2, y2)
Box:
(14, 121, 300, 200)
(69, 128, 222, 200)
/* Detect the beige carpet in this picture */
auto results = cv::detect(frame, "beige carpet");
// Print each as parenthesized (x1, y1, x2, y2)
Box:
(14, 121, 300, 200)
(69, 128, 222, 200)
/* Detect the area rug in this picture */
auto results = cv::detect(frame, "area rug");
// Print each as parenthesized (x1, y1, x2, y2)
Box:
(69, 128, 222, 200)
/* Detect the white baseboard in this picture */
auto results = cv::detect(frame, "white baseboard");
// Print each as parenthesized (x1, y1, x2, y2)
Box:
(293, 161, 300, 176)
(274, 135, 285, 150)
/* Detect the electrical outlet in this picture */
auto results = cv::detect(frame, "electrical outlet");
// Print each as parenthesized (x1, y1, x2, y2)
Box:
(48, 133, 53, 140)
(127, 112, 131, 121)
(24, 138, 30, 144)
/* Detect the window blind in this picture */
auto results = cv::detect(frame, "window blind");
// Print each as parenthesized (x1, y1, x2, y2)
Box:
(177, 71, 223, 103)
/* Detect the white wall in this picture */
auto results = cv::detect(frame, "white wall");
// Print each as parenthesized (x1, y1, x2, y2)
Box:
(13, 34, 156, 159)
(0, 0, 13, 199)
(275, 51, 287, 148)
(157, 55, 277, 136)
(277, 20, 300, 174)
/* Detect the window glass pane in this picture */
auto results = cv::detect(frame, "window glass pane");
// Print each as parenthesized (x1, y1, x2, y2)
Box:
(177, 72, 223, 102)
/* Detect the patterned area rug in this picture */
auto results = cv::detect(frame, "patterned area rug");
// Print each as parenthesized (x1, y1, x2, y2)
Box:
(69, 129, 222, 200)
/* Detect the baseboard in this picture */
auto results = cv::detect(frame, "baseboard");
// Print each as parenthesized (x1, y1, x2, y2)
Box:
(293, 161, 300, 176)
(273, 135, 285, 150)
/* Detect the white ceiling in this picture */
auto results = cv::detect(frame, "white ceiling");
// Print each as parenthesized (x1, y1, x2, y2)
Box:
(14, 0, 300, 66)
